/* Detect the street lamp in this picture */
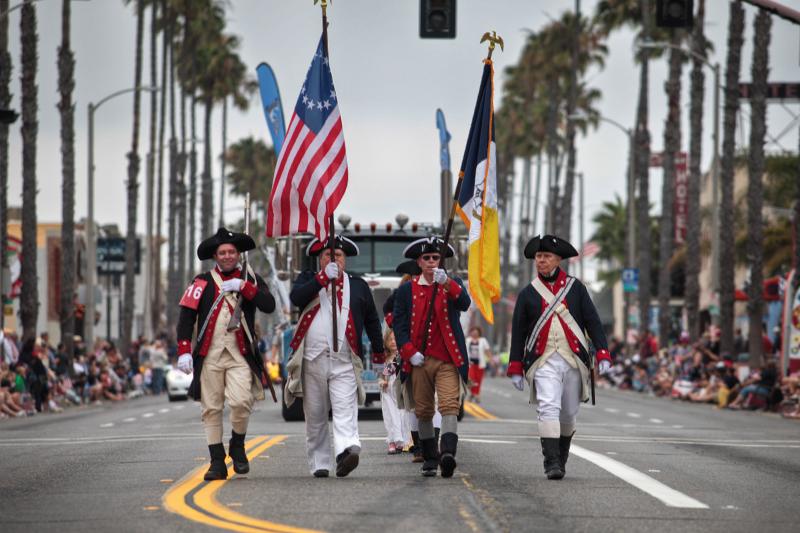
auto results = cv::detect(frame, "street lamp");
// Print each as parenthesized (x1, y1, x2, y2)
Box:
(637, 40, 722, 304)
(85, 86, 159, 346)
(570, 112, 635, 351)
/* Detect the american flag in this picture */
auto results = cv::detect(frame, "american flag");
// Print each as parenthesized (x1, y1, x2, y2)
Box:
(266, 37, 347, 240)
(569, 241, 601, 263)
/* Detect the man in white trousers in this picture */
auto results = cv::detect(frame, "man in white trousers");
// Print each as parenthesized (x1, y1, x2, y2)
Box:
(507, 235, 611, 480)
(286, 236, 384, 478)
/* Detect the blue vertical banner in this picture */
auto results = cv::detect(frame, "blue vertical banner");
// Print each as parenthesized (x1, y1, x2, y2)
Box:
(256, 62, 287, 155)
(436, 108, 451, 173)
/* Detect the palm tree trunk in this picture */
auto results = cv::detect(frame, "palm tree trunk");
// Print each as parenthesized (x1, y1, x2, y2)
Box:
(0, 0, 11, 330)
(122, 0, 145, 355)
(153, 0, 168, 337)
(545, 85, 559, 235)
(685, 0, 706, 342)
(166, 7, 179, 341)
(201, 97, 213, 254)
(560, 5, 581, 245)
(58, 0, 76, 364)
(189, 94, 197, 276)
(145, 0, 158, 340)
(219, 95, 227, 227)
(636, 0, 653, 338)
(746, 10, 771, 369)
(19, 1, 38, 343)
(719, 0, 745, 358)
(658, 34, 683, 348)
(178, 90, 187, 287)
(516, 155, 530, 285)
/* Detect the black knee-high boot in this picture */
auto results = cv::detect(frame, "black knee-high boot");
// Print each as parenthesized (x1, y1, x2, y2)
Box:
(229, 431, 249, 474)
(420, 438, 439, 477)
(410, 431, 423, 463)
(541, 438, 564, 480)
(559, 432, 574, 473)
(204, 443, 228, 481)
(439, 433, 458, 478)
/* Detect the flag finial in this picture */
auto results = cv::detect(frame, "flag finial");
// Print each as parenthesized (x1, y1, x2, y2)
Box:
(314, 0, 329, 16)
(480, 31, 504, 60)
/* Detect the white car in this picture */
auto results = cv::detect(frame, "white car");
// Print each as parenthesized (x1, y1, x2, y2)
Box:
(165, 364, 193, 401)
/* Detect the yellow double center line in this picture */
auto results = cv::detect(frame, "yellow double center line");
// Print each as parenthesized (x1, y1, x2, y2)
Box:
(464, 401, 497, 420)
(163, 435, 320, 533)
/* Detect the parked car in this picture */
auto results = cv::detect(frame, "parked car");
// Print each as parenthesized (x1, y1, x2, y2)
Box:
(165, 364, 192, 401)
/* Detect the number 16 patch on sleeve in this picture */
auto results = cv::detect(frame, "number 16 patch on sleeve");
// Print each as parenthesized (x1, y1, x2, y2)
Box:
(179, 278, 208, 310)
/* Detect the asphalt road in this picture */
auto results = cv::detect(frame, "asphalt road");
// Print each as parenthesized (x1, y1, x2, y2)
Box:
(1, 378, 798, 533)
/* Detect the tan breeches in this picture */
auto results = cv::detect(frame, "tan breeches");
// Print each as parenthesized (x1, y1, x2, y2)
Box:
(200, 347, 254, 444)
(412, 357, 461, 420)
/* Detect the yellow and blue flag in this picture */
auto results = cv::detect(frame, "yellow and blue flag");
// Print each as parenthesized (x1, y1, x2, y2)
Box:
(456, 59, 500, 323)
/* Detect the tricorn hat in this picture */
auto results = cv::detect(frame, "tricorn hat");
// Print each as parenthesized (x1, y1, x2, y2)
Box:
(403, 236, 455, 260)
(395, 260, 422, 276)
(523, 234, 579, 260)
(196, 227, 256, 261)
(306, 235, 359, 257)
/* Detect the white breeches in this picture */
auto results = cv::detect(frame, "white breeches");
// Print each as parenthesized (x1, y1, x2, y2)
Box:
(534, 352, 581, 436)
(381, 374, 409, 444)
(302, 353, 360, 474)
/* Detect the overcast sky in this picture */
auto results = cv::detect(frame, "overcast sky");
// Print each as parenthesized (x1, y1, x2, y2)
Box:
(5, 0, 799, 259)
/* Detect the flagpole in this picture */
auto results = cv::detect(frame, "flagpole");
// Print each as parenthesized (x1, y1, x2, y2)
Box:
(419, 33, 502, 353)
(317, 0, 338, 353)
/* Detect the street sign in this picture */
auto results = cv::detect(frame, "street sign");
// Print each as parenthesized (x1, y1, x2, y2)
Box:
(622, 268, 639, 293)
(97, 237, 141, 275)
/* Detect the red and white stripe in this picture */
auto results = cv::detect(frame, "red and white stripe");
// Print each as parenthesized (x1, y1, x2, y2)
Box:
(266, 108, 348, 239)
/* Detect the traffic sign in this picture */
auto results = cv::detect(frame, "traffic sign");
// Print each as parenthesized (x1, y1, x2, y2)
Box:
(622, 268, 639, 293)
(97, 237, 140, 275)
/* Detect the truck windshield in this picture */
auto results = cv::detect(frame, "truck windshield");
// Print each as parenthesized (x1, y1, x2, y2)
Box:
(345, 238, 410, 275)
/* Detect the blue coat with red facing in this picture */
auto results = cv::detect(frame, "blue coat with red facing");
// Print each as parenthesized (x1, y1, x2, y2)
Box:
(392, 275, 471, 381)
(507, 267, 610, 378)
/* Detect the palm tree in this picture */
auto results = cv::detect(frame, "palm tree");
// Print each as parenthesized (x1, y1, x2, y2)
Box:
(19, 1, 38, 342)
(591, 194, 628, 287)
(224, 136, 277, 217)
(58, 0, 76, 362)
(746, 10, 771, 368)
(0, 0, 12, 326)
(685, 0, 707, 342)
(153, 0, 168, 335)
(657, 31, 685, 347)
(121, 0, 146, 355)
(719, 0, 745, 358)
(144, 0, 158, 339)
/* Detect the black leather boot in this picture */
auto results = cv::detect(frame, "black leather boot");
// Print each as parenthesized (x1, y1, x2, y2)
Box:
(410, 431, 423, 463)
(559, 432, 574, 473)
(541, 438, 564, 480)
(420, 438, 439, 477)
(434, 427, 441, 455)
(335, 446, 360, 478)
(228, 431, 249, 475)
(204, 443, 228, 481)
(439, 433, 458, 478)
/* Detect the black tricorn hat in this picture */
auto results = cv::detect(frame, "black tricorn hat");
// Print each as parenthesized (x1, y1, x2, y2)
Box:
(306, 235, 359, 257)
(523, 234, 579, 260)
(395, 260, 422, 276)
(197, 227, 256, 261)
(403, 236, 456, 260)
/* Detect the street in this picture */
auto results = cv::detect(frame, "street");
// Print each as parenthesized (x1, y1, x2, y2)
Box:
(1, 379, 798, 533)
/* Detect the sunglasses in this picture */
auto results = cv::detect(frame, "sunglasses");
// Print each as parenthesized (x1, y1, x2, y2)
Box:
(421, 254, 441, 261)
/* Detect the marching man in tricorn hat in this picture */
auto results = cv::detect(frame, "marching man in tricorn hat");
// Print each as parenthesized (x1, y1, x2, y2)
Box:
(285, 235, 384, 478)
(176, 227, 276, 481)
(392, 236, 471, 478)
(507, 235, 611, 480)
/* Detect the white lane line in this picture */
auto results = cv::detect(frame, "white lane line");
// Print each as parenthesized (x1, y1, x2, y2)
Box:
(650, 418, 663, 424)
(122, 417, 136, 422)
(627, 412, 642, 419)
(142, 412, 155, 418)
(99, 423, 114, 428)
(571, 444, 709, 509)
(460, 438, 517, 444)
(173, 405, 185, 410)
(158, 408, 170, 413)
(672, 425, 684, 429)
(604, 408, 620, 413)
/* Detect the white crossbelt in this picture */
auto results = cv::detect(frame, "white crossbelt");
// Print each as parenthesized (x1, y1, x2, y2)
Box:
(525, 276, 588, 355)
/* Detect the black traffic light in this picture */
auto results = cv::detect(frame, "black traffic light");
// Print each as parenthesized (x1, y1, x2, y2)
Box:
(420, 0, 456, 39)
(0, 108, 19, 124)
(656, 0, 694, 28)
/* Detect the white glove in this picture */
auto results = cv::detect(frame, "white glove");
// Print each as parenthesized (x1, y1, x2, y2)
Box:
(511, 374, 525, 391)
(177, 354, 193, 375)
(324, 262, 339, 280)
(221, 278, 243, 293)
(432, 268, 448, 285)
(598, 359, 611, 374)
(410, 352, 425, 367)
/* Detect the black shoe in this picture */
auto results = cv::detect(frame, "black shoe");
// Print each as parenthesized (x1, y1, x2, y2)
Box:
(420, 438, 439, 477)
(228, 431, 249, 475)
(439, 432, 458, 478)
(559, 432, 574, 472)
(204, 443, 228, 481)
(410, 430, 424, 463)
(313, 469, 329, 478)
(541, 438, 564, 480)
(335, 446, 360, 477)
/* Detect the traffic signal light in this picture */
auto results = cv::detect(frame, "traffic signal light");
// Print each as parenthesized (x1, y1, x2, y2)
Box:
(656, 0, 694, 28)
(0, 108, 19, 124)
(419, 0, 456, 39)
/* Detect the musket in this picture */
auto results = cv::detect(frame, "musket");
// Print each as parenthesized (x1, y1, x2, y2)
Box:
(228, 193, 250, 331)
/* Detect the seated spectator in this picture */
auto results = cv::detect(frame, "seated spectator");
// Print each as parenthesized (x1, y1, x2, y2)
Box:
(728, 360, 779, 410)
(99, 369, 124, 402)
